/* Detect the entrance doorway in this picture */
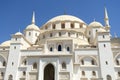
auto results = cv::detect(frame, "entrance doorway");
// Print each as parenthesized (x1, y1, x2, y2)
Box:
(44, 63, 55, 80)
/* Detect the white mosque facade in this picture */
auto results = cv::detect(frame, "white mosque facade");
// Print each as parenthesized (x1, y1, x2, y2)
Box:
(0, 8, 120, 80)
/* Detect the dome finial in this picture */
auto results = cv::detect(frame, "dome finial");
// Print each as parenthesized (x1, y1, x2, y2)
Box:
(32, 11, 35, 24)
(93, 18, 96, 22)
(64, 9, 67, 15)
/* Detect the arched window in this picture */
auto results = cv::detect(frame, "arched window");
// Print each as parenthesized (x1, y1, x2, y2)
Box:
(67, 47, 70, 51)
(58, 45, 62, 51)
(92, 71, 96, 76)
(80, 24, 83, 28)
(29, 32, 31, 36)
(50, 47, 53, 51)
(59, 32, 61, 36)
(103, 35, 105, 38)
(15, 38, 17, 41)
(81, 60, 84, 65)
(33, 62, 37, 69)
(107, 75, 112, 80)
(118, 72, 120, 77)
(81, 71, 85, 76)
(91, 59, 95, 65)
(106, 61, 108, 65)
(50, 33, 52, 37)
(3, 61, 6, 66)
(53, 24, 56, 29)
(14, 46, 16, 49)
(12, 62, 14, 66)
(8, 75, 13, 80)
(1, 72, 4, 77)
(116, 59, 119, 65)
(61, 23, 65, 29)
(62, 62, 66, 69)
(23, 60, 27, 65)
(104, 44, 106, 47)
(68, 32, 70, 37)
(43, 35, 45, 39)
(45, 26, 47, 29)
(71, 23, 74, 28)
(23, 71, 26, 76)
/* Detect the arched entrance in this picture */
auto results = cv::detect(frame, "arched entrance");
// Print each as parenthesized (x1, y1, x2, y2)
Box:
(107, 75, 112, 80)
(44, 63, 55, 80)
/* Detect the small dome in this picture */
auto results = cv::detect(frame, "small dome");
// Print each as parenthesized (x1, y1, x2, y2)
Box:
(15, 32, 22, 35)
(26, 24, 39, 31)
(89, 21, 103, 28)
(0, 40, 11, 47)
(46, 15, 85, 24)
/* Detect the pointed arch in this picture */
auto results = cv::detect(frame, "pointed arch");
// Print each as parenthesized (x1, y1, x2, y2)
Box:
(106, 75, 112, 80)
(21, 57, 27, 66)
(67, 47, 69, 51)
(50, 47, 53, 51)
(61, 23, 65, 29)
(91, 59, 95, 65)
(58, 45, 62, 51)
(23, 71, 26, 76)
(92, 71, 96, 76)
(3, 61, 6, 66)
(118, 72, 120, 77)
(0, 72, 4, 79)
(33, 62, 37, 69)
(68, 32, 70, 37)
(0, 54, 7, 62)
(116, 59, 119, 65)
(114, 52, 120, 64)
(79, 56, 98, 65)
(44, 63, 55, 80)
(49, 44, 54, 52)
(62, 62, 66, 69)
(81, 59, 84, 65)
(81, 71, 85, 76)
(8, 75, 13, 80)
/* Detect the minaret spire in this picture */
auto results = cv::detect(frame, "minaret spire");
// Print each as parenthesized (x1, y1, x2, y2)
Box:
(32, 11, 35, 24)
(104, 7, 110, 27)
(64, 9, 67, 15)
(114, 32, 117, 38)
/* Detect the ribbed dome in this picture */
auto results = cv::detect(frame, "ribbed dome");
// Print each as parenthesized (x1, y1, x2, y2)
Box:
(26, 24, 39, 30)
(89, 21, 103, 28)
(15, 32, 22, 35)
(46, 15, 85, 23)
(0, 40, 11, 47)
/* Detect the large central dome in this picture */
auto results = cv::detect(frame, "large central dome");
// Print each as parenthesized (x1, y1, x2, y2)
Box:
(46, 15, 85, 23)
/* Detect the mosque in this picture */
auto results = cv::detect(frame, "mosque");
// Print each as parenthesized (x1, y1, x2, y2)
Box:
(0, 8, 120, 80)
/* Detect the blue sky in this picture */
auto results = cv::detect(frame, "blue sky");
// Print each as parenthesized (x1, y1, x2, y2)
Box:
(0, 0, 120, 43)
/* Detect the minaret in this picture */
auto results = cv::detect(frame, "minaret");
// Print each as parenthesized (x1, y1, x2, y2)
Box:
(104, 7, 110, 30)
(32, 11, 35, 24)
(24, 11, 40, 44)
